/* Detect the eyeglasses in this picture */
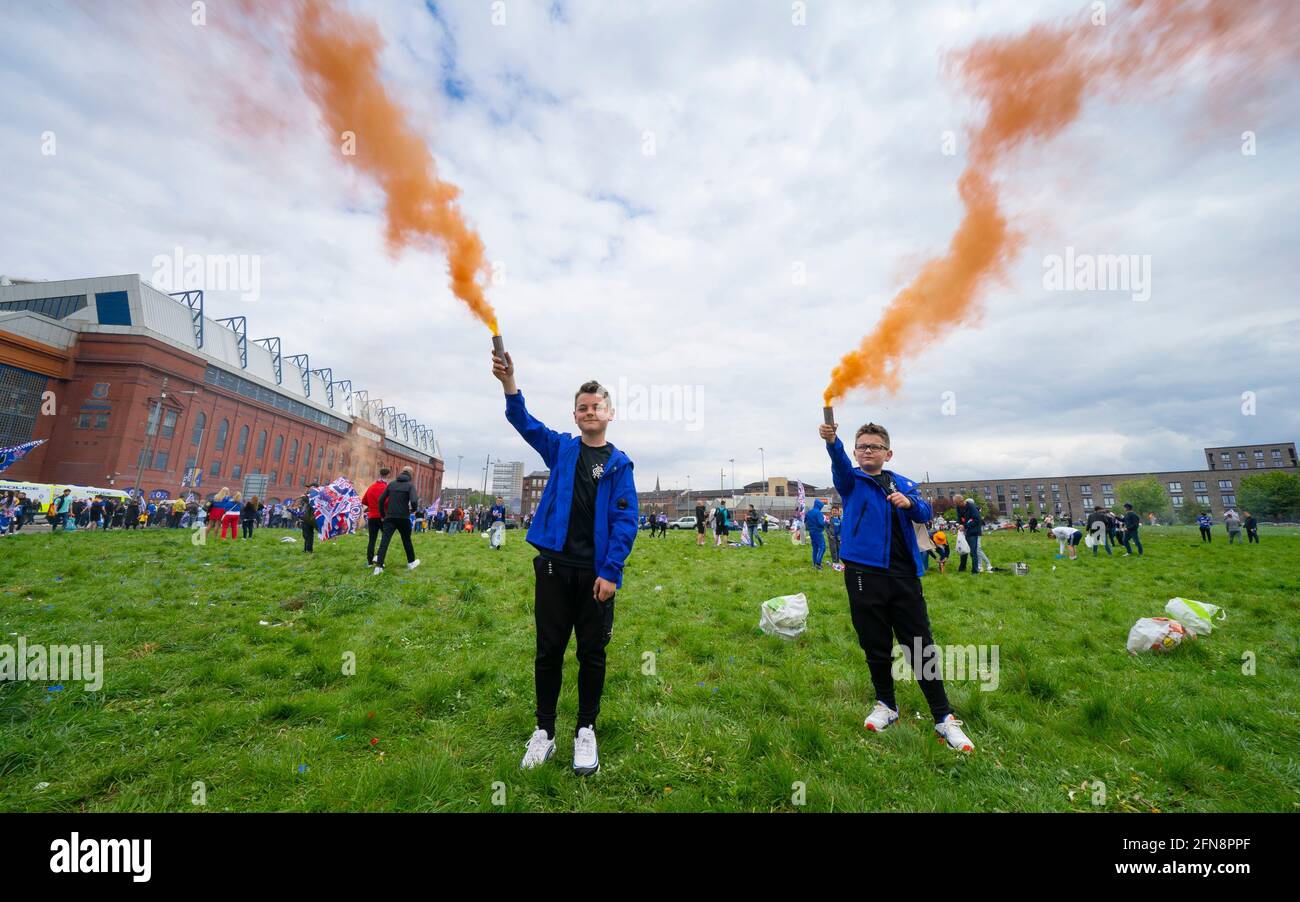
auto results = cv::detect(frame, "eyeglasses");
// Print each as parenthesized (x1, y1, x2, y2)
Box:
(854, 443, 889, 453)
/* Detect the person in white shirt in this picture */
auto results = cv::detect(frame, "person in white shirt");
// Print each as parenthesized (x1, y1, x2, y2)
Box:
(1048, 524, 1082, 560)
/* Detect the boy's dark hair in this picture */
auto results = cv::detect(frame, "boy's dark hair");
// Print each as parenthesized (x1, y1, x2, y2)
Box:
(574, 380, 610, 408)
(854, 423, 891, 447)
(379, 467, 391, 478)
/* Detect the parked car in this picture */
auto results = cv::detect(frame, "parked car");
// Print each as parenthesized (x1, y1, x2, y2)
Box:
(669, 516, 699, 529)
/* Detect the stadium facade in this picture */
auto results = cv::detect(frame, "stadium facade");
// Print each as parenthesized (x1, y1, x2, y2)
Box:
(0, 274, 443, 502)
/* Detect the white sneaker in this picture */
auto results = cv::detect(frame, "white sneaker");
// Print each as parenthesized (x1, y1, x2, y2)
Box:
(935, 714, 974, 752)
(573, 726, 599, 776)
(407, 558, 421, 571)
(520, 728, 555, 769)
(372, 566, 384, 576)
(864, 701, 899, 733)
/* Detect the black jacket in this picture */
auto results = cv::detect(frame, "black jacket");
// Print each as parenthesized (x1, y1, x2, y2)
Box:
(378, 474, 419, 522)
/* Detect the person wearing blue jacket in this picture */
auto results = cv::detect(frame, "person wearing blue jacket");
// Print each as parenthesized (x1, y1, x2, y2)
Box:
(806, 499, 828, 569)
(494, 349, 638, 777)
(819, 417, 974, 753)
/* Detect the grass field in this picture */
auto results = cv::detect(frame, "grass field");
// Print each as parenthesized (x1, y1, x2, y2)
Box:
(1, 523, 1297, 812)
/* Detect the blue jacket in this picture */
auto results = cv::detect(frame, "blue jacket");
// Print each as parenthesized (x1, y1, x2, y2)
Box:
(806, 499, 826, 534)
(825, 437, 932, 577)
(960, 499, 983, 536)
(505, 391, 638, 587)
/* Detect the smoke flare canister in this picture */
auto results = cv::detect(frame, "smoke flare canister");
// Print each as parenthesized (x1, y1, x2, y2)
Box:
(492, 335, 505, 357)
(823, 406, 835, 426)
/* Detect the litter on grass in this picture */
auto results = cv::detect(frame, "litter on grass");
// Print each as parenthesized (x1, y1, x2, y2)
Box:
(759, 593, 808, 640)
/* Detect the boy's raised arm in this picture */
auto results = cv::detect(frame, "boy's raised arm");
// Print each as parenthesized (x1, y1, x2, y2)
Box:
(819, 421, 856, 498)
(493, 349, 563, 468)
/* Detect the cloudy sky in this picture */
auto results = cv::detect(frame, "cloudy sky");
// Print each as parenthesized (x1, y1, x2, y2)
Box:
(2, 0, 1297, 491)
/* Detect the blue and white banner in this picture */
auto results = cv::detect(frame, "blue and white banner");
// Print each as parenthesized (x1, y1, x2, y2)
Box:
(0, 439, 45, 475)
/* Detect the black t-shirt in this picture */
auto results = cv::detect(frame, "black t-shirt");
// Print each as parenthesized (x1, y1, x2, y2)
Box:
(846, 472, 914, 577)
(695, 505, 706, 527)
(541, 442, 612, 569)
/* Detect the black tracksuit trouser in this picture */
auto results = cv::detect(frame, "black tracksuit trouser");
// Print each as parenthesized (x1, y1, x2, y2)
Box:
(844, 565, 952, 723)
(533, 555, 615, 737)
(376, 518, 415, 566)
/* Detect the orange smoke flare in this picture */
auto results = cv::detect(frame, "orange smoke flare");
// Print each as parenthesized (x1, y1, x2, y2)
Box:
(289, 0, 498, 333)
(824, 0, 1299, 405)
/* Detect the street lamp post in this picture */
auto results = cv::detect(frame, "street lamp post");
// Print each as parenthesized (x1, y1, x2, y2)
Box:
(759, 447, 766, 494)
(729, 458, 735, 495)
(455, 455, 463, 490)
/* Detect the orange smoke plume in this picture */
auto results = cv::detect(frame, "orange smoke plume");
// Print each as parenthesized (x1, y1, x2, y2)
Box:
(824, 0, 1299, 404)
(288, 0, 497, 333)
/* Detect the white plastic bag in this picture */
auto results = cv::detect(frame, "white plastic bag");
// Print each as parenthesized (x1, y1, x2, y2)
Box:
(759, 593, 808, 640)
(955, 532, 970, 555)
(1127, 617, 1190, 655)
(1164, 598, 1224, 636)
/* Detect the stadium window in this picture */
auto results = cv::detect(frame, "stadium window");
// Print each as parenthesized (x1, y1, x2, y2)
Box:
(270, 470, 277, 484)
(232, 464, 242, 479)
(237, 425, 249, 454)
(94, 414, 109, 429)
(256, 430, 267, 458)
(303, 443, 312, 470)
(274, 434, 283, 460)
(290, 438, 299, 465)
(153, 450, 168, 470)
(161, 409, 177, 438)
(215, 419, 228, 450)
(191, 412, 206, 446)
(95, 291, 132, 325)
(210, 460, 221, 476)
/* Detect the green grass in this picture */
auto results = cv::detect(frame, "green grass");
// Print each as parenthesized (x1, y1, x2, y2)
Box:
(1, 524, 1297, 812)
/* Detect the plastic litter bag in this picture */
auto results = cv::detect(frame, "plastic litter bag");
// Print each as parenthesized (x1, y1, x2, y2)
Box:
(1164, 598, 1225, 636)
(759, 593, 808, 640)
(1127, 617, 1190, 655)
